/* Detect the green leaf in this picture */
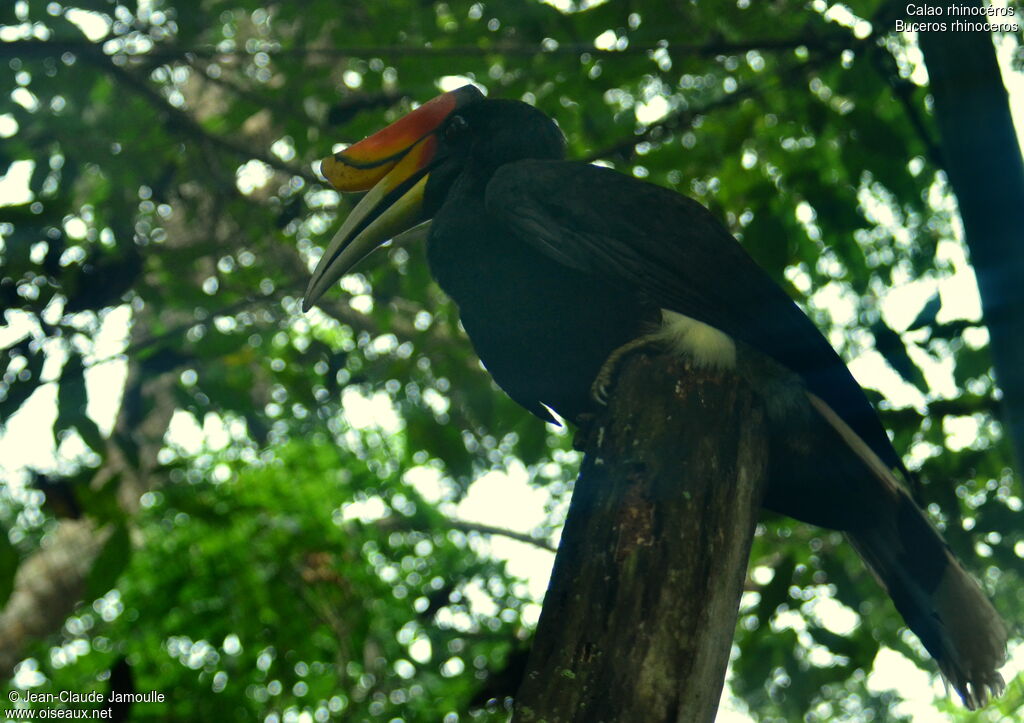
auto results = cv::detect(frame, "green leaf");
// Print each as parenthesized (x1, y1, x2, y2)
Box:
(757, 554, 795, 628)
(55, 353, 106, 453)
(0, 345, 44, 424)
(870, 319, 928, 392)
(907, 292, 941, 331)
(807, 623, 871, 664)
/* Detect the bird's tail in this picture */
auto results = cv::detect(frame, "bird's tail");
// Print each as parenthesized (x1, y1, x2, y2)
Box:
(846, 493, 1007, 708)
(808, 394, 1008, 708)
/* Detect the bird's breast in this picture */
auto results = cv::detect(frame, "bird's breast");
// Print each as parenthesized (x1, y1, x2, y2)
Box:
(426, 216, 655, 421)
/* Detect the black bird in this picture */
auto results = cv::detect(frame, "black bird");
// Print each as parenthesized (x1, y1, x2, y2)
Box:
(304, 85, 1007, 706)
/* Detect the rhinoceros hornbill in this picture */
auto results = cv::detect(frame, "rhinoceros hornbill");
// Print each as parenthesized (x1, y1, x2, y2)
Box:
(303, 85, 1007, 707)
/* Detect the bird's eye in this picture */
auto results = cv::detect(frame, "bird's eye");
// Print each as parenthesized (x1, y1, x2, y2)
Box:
(445, 115, 469, 141)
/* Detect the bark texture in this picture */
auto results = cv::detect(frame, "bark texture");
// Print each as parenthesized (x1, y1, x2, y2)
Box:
(513, 353, 767, 723)
(0, 520, 109, 674)
(917, 9, 1024, 468)
(0, 362, 178, 676)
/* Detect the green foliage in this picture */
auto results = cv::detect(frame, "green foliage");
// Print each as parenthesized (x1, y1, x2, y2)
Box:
(28, 439, 527, 720)
(1, 0, 1021, 721)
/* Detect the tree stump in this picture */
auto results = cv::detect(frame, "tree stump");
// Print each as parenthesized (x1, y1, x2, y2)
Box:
(514, 353, 767, 722)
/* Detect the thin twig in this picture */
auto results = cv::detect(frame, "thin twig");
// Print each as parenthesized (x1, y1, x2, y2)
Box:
(448, 520, 557, 553)
(374, 514, 557, 552)
(582, 84, 762, 164)
(868, 45, 946, 169)
(73, 46, 321, 185)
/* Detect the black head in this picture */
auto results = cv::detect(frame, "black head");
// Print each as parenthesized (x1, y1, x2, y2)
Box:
(306, 86, 565, 308)
(422, 97, 566, 214)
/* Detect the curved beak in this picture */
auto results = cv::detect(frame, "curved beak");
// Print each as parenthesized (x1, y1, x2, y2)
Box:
(303, 85, 483, 311)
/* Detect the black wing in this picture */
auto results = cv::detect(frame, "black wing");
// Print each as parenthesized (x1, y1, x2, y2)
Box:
(486, 159, 904, 474)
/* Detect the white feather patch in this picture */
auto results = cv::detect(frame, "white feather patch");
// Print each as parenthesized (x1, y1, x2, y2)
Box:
(655, 310, 737, 369)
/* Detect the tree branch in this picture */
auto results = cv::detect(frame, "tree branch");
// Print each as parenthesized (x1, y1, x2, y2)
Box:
(582, 85, 763, 164)
(0, 520, 109, 676)
(879, 394, 1001, 429)
(868, 43, 945, 168)
(1, 35, 860, 63)
(448, 521, 557, 553)
(69, 47, 320, 185)
(375, 515, 556, 553)
(581, 52, 832, 165)
(513, 353, 767, 722)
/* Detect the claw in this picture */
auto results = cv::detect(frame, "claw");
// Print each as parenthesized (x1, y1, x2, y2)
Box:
(589, 335, 661, 407)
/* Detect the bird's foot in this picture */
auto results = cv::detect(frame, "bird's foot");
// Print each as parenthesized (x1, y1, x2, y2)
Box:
(590, 335, 662, 406)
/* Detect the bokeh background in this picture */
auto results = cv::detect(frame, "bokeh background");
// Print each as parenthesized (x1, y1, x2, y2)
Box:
(1, 0, 1023, 720)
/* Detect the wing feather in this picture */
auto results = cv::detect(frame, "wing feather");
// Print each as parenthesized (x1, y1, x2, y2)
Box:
(486, 159, 905, 473)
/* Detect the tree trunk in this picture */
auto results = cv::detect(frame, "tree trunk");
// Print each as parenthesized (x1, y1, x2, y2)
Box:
(0, 520, 109, 675)
(0, 360, 179, 677)
(917, 9, 1024, 468)
(513, 353, 767, 723)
